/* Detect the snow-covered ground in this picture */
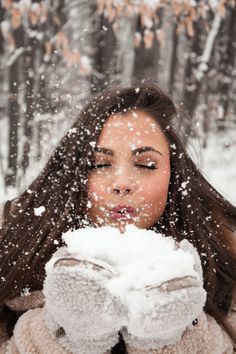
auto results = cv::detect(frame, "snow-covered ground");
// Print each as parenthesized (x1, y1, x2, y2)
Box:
(0, 116, 235, 206)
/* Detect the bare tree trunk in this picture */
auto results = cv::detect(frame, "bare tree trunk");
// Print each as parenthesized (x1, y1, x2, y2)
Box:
(0, 5, 6, 120)
(31, 25, 50, 162)
(5, 26, 24, 187)
(156, 6, 175, 90)
(168, 22, 178, 96)
(114, 16, 136, 84)
(64, 0, 94, 95)
(133, 15, 159, 82)
(182, 22, 202, 119)
(217, 6, 236, 131)
(36, 59, 47, 161)
(201, 80, 211, 149)
(6, 60, 19, 186)
(183, 12, 222, 119)
(170, 27, 190, 104)
(22, 36, 36, 173)
(0, 3, 4, 55)
(91, 13, 116, 91)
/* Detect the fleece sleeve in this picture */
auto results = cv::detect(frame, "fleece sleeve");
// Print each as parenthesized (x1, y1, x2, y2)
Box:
(0, 307, 71, 354)
(125, 311, 233, 354)
(1, 309, 234, 354)
(0, 319, 10, 354)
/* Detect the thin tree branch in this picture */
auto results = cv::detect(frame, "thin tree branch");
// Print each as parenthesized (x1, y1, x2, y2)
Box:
(195, 13, 222, 82)
(7, 47, 25, 67)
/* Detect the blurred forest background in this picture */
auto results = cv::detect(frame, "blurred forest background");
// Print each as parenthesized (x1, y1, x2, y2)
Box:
(0, 0, 236, 204)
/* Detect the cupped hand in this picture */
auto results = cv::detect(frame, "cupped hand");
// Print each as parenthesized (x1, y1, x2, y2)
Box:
(43, 251, 127, 354)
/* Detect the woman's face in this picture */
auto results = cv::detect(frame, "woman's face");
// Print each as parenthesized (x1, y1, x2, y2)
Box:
(87, 110, 171, 230)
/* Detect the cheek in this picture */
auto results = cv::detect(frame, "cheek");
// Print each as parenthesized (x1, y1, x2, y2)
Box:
(86, 176, 106, 224)
(139, 170, 170, 209)
(87, 175, 108, 202)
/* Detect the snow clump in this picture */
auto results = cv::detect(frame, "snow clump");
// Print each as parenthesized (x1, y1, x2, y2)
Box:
(34, 206, 46, 216)
(58, 225, 197, 301)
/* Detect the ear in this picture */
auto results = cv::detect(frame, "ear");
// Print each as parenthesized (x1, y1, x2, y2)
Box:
(178, 239, 203, 283)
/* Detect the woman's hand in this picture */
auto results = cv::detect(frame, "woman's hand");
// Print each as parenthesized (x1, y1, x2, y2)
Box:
(120, 239, 207, 351)
(43, 249, 127, 354)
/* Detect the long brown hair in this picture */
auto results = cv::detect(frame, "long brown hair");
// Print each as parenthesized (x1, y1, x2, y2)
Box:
(0, 83, 236, 350)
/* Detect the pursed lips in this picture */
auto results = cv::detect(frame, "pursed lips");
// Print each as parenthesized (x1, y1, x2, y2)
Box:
(109, 205, 136, 220)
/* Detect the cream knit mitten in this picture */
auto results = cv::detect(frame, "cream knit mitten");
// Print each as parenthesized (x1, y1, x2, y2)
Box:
(43, 254, 127, 354)
(120, 239, 207, 350)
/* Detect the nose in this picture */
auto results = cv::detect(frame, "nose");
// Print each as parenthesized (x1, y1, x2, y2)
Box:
(112, 174, 134, 195)
(110, 164, 135, 196)
(113, 186, 131, 195)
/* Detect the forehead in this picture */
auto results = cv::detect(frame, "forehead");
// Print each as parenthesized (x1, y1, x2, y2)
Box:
(97, 110, 169, 150)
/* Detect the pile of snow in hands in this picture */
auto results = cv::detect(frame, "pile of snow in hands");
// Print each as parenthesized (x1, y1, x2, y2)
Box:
(46, 226, 198, 311)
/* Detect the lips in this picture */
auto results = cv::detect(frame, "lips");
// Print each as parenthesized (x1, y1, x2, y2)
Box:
(109, 205, 136, 220)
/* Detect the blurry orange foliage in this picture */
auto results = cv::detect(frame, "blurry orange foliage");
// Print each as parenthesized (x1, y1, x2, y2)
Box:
(1, 0, 235, 62)
(97, 0, 235, 46)
(11, 8, 21, 29)
(44, 41, 52, 56)
(144, 29, 154, 49)
(1, 0, 13, 10)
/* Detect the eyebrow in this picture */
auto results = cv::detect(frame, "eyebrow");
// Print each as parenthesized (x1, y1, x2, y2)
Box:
(94, 146, 163, 156)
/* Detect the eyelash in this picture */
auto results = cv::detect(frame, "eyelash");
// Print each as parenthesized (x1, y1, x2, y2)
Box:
(90, 164, 157, 170)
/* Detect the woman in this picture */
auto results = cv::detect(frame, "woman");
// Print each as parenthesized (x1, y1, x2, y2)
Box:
(0, 83, 235, 353)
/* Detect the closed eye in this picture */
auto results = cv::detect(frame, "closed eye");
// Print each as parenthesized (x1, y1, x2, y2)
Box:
(135, 164, 157, 170)
(90, 164, 111, 170)
(90, 163, 157, 170)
